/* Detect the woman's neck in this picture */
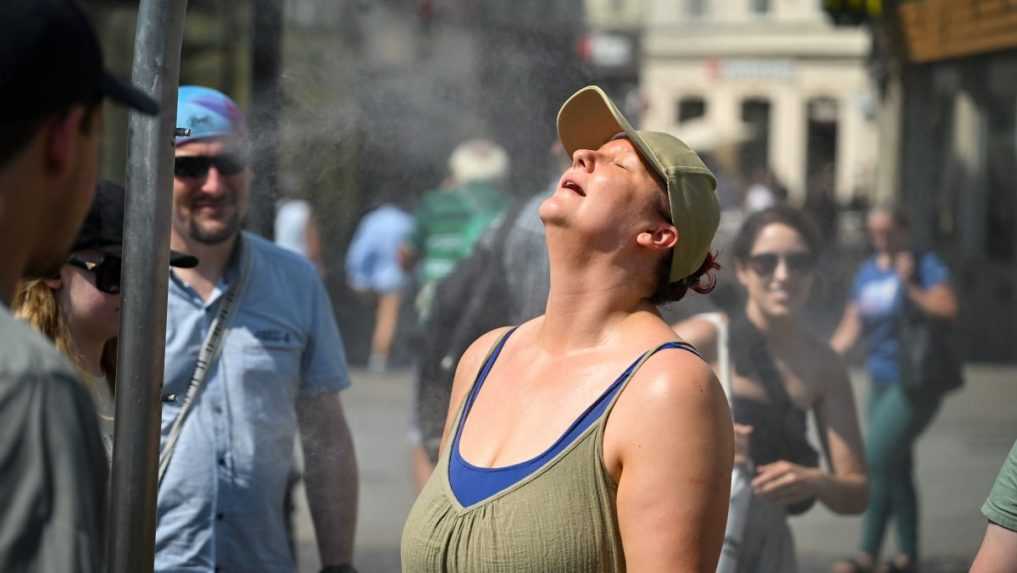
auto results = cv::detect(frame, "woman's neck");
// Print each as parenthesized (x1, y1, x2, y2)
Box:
(744, 301, 798, 347)
(538, 231, 655, 354)
(68, 329, 107, 378)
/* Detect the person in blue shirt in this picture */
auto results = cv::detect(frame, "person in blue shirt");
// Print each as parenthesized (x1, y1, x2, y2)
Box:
(345, 202, 414, 372)
(831, 207, 958, 573)
(157, 86, 358, 573)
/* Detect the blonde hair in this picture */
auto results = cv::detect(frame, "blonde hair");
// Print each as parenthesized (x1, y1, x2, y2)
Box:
(13, 279, 118, 386)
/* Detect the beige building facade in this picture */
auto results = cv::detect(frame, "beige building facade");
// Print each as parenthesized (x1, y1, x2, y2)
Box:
(642, 0, 877, 204)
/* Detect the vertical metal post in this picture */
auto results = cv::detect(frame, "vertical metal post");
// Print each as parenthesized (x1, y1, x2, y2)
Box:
(108, 1, 188, 572)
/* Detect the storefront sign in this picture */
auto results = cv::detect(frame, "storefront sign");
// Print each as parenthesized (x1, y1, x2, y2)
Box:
(899, 0, 1017, 63)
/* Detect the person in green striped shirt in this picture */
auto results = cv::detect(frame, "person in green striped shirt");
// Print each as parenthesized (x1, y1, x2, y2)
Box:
(401, 139, 510, 322)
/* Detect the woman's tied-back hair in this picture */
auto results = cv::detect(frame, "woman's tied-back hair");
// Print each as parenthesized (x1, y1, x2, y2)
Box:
(650, 252, 721, 305)
(13, 279, 118, 384)
(731, 205, 821, 264)
(14, 279, 74, 357)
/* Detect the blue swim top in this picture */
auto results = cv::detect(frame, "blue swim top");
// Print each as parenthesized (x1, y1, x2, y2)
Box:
(449, 328, 699, 507)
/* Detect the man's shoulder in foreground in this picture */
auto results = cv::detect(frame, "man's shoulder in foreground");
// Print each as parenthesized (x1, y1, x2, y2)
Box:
(0, 305, 79, 382)
(0, 306, 106, 573)
(243, 231, 324, 290)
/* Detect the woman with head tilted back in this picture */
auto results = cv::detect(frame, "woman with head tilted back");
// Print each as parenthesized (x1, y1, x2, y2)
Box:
(400, 86, 734, 572)
(674, 206, 868, 572)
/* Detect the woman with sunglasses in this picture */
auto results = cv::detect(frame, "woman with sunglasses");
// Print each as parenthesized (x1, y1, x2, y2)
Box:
(674, 206, 868, 572)
(13, 181, 196, 461)
(401, 86, 733, 572)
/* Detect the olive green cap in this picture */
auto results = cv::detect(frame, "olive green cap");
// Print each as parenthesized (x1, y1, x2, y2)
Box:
(557, 85, 720, 282)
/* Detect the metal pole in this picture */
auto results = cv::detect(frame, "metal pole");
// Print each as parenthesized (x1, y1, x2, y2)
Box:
(108, 1, 188, 572)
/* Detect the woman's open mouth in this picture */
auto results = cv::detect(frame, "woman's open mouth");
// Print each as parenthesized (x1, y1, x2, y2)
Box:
(561, 179, 586, 196)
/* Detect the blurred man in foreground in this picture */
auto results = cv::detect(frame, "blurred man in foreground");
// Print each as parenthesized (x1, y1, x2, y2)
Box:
(0, 1, 159, 570)
(155, 86, 358, 573)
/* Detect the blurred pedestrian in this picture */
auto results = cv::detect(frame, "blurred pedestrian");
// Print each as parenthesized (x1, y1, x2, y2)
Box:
(402, 85, 733, 571)
(831, 207, 958, 573)
(404, 138, 510, 486)
(744, 167, 787, 213)
(0, 1, 158, 570)
(14, 181, 197, 462)
(400, 138, 510, 321)
(275, 198, 324, 272)
(970, 439, 1017, 573)
(675, 206, 868, 573)
(156, 86, 358, 573)
(346, 202, 414, 372)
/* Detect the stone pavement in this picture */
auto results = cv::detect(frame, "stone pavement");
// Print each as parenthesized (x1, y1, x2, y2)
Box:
(294, 365, 1016, 573)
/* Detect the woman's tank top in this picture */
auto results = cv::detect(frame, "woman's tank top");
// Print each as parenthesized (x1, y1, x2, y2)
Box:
(400, 330, 698, 572)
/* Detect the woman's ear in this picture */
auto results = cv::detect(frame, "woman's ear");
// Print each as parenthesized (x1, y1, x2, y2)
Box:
(636, 224, 678, 253)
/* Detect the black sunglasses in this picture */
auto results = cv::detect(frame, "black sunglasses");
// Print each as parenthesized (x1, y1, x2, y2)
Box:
(174, 154, 247, 179)
(67, 255, 121, 295)
(746, 252, 816, 277)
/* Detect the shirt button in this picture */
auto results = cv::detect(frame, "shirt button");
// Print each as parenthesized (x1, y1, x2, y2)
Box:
(212, 405, 223, 414)
(217, 512, 224, 521)
(218, 457, 227, 467)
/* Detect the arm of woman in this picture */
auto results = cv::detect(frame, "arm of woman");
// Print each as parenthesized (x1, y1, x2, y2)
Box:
(810, 358, 868, 514)
(751, 356, 867, 514)
(898, 252, 958, 319)
(830, 302, 861, 355)
(902, 283, 958, 319)
(609, 353, 734, 572)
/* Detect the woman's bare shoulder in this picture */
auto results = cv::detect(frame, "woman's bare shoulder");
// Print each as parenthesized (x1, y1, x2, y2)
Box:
(614, 343, 725, 420)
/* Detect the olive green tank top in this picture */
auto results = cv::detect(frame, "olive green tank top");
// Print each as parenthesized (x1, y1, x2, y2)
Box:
(400, 335, 687, 572)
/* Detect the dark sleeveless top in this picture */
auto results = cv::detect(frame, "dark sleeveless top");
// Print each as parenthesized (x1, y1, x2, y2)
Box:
(728, 313, 819, 514)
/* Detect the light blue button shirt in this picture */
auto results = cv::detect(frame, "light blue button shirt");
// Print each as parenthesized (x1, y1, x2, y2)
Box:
(154, 233, 350, 573)
(344, 204, 414, 293)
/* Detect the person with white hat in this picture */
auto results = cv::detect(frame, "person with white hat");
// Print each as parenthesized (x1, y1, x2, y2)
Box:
(401, 86, 733, 572)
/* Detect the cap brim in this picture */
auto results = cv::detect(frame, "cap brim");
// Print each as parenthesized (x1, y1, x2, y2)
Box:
(95, 244, 198, 268)
(101, 73, 160, 116)
(556, 86, 666, 181)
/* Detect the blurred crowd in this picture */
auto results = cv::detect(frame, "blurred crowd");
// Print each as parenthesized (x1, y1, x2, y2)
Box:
(1, 2, 1015, 573)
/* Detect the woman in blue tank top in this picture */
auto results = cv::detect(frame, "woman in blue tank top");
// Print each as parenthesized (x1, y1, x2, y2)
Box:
(401, 86, 734, 571)
(831, 207, 957, 573)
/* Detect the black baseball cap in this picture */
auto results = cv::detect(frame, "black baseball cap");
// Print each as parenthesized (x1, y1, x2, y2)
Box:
(1, 0, 160, 124)
(74, 181, 199, 269)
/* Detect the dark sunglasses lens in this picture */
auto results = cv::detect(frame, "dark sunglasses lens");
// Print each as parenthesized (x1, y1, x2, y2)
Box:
(174, 156, 210, 179)
(96, 258, 121, 294)
(213, 154, 246, 176)
(749, 254, 779, 276)
(787, 254, 816, 273)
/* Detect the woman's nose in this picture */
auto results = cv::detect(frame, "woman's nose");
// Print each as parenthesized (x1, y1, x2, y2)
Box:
(572, 148, 596, 172)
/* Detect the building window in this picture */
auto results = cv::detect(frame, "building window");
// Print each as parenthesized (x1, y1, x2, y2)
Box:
(740, 98, 771, 175)
(750, 0, 770, 15)
(686, 0, 707, 18)
(676, 97, 707, 124)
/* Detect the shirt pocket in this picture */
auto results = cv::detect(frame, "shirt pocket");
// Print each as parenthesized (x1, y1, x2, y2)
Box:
(240, 338, 304, 400)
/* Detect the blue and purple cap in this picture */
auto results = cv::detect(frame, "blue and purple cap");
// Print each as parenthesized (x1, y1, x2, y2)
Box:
(176, 86, 247, 145)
